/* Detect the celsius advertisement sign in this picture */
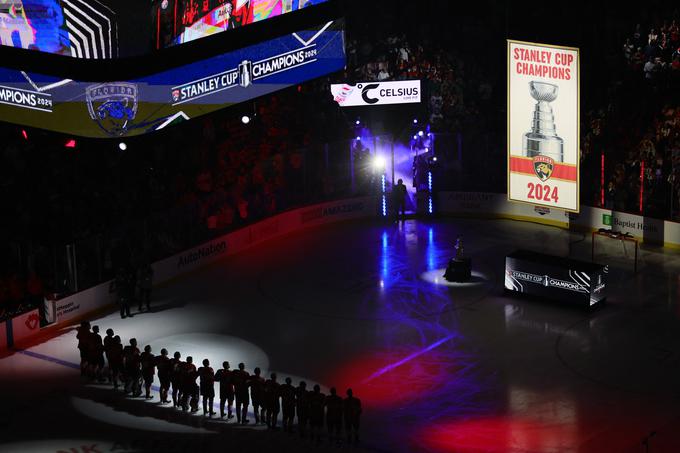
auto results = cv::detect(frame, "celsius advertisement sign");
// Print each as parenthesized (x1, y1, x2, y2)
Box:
(330, 80, 420, 107)
(0, 20, 345, 137)
(507, 40, 579, 212)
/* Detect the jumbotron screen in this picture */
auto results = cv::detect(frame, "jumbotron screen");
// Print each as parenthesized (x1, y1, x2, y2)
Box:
(0, 20, 345, 137)
(153, 0, 328, 50)
(0, 0, 327, 58)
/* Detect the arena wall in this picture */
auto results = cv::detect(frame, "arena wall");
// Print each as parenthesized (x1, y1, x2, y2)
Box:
(1, 196, 377, 351)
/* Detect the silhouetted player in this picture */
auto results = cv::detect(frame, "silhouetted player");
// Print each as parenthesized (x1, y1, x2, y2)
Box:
(183, 356, 198, 412)
(127, 348, 142, 397)
(122, 338, 140, 395)
(215, 361, 234, 418)
(198, 359, 216, 416)
(169, 351, 184, 407)
(76, 321, 91, 377)
(265, 372, 280, 429)
(103, 328, 115, 383)
(232, 363, 250, 424)
(89, 325, 105, 381)
(156, 348, 171, 403)
(280, 377, 296, 433)
(249, 367, 265, 424)
(393, 178, 407, 220)
(309, 384, 326, 442)
(108, 335, 123, 389)
(115, 268, 132, 319)
(138, 263, 153, 312)
(326, 387, 344, 444)
(296, 381, 310, 438)
(140, 345, 156, 399)
(344, 388, 362, 444)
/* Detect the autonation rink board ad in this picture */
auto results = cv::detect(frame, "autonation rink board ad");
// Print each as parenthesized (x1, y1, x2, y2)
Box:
(507, 40, 580, 212)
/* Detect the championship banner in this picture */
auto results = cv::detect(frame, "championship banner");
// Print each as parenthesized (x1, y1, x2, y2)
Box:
(331, 80, 420, 107)
(507, 40, 579, 212)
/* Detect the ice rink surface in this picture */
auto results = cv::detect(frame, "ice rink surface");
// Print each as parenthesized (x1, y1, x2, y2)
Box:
(2, 217, 680, 453)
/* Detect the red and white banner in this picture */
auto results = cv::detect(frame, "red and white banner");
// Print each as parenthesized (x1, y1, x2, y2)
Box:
(11, 308, 41, 344)
(508, 40, 579, 212)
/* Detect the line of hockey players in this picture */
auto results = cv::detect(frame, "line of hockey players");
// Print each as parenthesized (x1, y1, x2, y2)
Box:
(76, 321, 362, 444)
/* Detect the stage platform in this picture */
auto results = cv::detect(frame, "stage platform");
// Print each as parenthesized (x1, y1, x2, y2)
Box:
(2, 217, 680, 453)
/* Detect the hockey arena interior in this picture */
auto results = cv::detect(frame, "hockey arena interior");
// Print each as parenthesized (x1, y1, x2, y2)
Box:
(1, 1, 680, 452)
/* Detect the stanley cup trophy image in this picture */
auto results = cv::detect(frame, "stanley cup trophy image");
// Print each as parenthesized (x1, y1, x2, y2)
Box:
(523, 81, 563, 163)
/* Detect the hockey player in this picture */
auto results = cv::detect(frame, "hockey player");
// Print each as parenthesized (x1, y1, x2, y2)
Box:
(198, 359, 216, 416)
(155, 348, 171, 403)
(169, 351, 184, 407)
(280, 377, 296, 434)
(296, 381, 310, 438)
(215, 361, 235, 419)
(344, 388, 362, 444)
(184, 356, 199, 412)
(232, 362, 250, 424)
(265, 372, 281, 430)
(108, 335, 124, 390)
(76, 321, 91, 377)
(326, 387, 344, 444)
(89, 325, 105, 381)
(249, 367, 265, 424)
(127, 348, 142, 397)
(140, 345, 156, 399)
(309, 384, 326, 443)
(103, 328, 115, 383)
(122, 338, 140, 395)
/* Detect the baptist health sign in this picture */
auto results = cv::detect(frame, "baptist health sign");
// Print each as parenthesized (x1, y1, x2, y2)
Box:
(330, 80, 420, 107)
(507, 40, 580, 212)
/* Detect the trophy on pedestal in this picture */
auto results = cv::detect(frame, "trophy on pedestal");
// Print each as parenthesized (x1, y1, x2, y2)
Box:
(444, 235, 471, 282)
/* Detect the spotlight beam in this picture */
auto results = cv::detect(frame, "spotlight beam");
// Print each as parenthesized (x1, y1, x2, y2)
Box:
(361, 334, 455, 384)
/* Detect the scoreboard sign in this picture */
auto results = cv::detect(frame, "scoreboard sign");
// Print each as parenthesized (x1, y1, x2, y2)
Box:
(507, 40, 580, 212)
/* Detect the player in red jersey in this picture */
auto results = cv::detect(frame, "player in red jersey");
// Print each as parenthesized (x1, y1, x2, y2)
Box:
(198, 359, 216, 416)
(215, 361, 235, 418)
(140, 345, 156, 399)
(249, 367, 265, 424)
(169, 351, 184, 407)
(232, 362, 250, 424)
(155, 348, 172, 403)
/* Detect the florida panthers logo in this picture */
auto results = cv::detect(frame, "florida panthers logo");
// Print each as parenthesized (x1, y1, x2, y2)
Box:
(533, 155, 554, 181)
(86, 82, 138, 136)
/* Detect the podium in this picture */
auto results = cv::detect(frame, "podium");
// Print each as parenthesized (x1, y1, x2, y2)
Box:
(443, 257, 472, 282)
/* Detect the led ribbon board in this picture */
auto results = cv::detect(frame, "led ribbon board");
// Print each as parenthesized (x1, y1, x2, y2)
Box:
(0, 20, 345, 137)
(507, 40, 580, 213)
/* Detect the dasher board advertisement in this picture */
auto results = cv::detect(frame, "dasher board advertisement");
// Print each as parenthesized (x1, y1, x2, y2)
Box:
(507, 40, 579, 213)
